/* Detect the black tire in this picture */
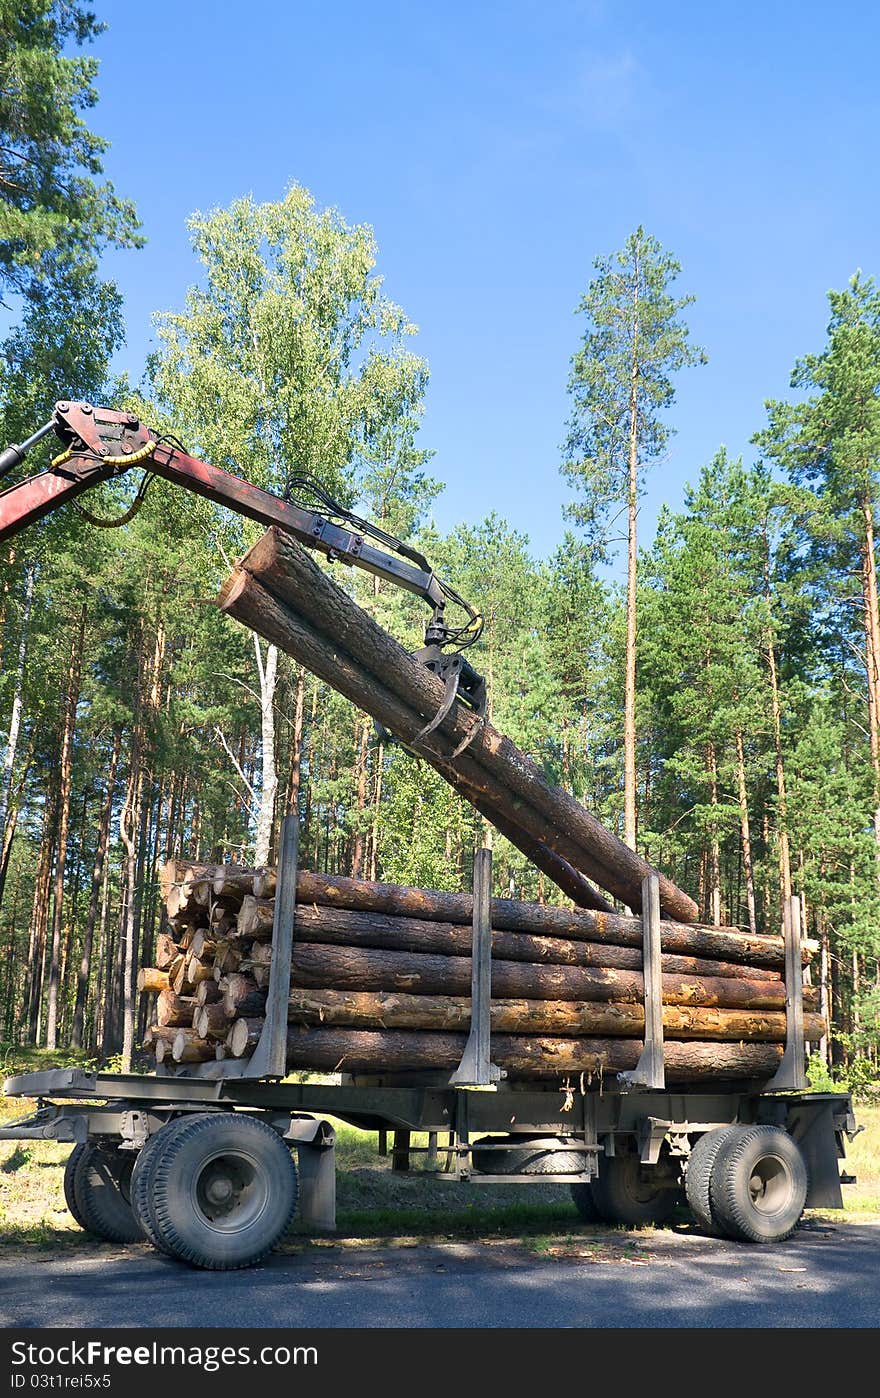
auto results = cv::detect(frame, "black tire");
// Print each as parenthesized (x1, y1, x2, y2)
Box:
(63, 1144, 88, 1230)
(72, 1142, 142, 1244)
(471, 1134, 590, 1176)
(685, 1126, 742, 1236)
(709, 1124, 808, 1244)
(570, 1180, 603, 1222)
(130, 1122, 183, 1255)
(149, 1113, 299, 1270)
(590, 1150, 679, 1227)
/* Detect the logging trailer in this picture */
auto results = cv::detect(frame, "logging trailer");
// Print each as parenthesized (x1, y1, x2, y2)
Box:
(0, 403, 860, 1269)
(0, 818, 859, 1269)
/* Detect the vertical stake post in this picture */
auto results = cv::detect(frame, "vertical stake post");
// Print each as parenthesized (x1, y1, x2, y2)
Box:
(450, 847, 501, 1086)
(246, 812, 299, 1079)
(617, 872, 665, 1089)
(768, 895, 807, 1091)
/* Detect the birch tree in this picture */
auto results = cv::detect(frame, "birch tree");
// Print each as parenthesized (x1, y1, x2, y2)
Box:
(151, 184, 429, 863)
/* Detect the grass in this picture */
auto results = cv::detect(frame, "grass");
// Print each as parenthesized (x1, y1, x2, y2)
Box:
(0, 1041, 877, 1257)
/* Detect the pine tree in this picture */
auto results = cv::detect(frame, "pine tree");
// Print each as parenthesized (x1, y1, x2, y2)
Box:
(562, 227, 705, 852)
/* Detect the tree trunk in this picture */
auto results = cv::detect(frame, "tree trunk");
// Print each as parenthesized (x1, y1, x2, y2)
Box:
(72, 726, 121, 1048)
(624, 252, 641, 852)
(761, 521, 791, 908)
(259, 1025, 784, 1081)
(219, 563, 685, 917)
(734, 727, 758, 936)
(246, 988, 823, 1042)
(235, 896, 781, 981)
(46, 603, 86, 1049)
(221, 532, 698, 920)
(253, 637, 278, 865)
(0, 566, 33, 843)
(278, 941, 811, 1010)
(860, 497, 880, 883)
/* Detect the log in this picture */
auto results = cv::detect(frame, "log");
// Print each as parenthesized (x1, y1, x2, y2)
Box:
(253, 869, 277, 899)
(195, 978, 222, 1006)
(276, 942, 814, 1010)
(222, 973, 266, 1018)
(218, 572, 630, 912)
(277, 1026, 783, 1081)
(155, 933, 178, 971)
(228, 1017, 264, 1056)
(171, 1030, 215, 1063)
(212, 866, 258, 902)
(166, 860, 775, 966)
(156, 990, 195, 1028)
(190, 929, 216, 961)
(283, 903, 781, 981)
(137, 967, 169, 993)
(237, 896, 275, 939)
(293, 870, 789, 967)
(194, 1002, 233, 1041)
(231, 530, 698, 920)
(186, 954, 215, 987)
(269, 988, 826, 1041)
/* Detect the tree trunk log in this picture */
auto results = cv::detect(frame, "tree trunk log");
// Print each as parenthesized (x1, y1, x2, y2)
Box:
(137, 967, 169, 993)
(230, 530, 699, 920)
(253, 988, 824, 1041)
(276, 1026, 782, 1080)
(218, 567, 666, 914)
(161, 860, 781, 967)
(282, 904, 781, 981)
(156, 990, 195, 1027)
(279, 942, 812, 1010)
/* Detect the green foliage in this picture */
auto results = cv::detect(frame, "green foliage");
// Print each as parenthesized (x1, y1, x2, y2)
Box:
(0, 1, 141, 301)
(562, 225, 706, 555)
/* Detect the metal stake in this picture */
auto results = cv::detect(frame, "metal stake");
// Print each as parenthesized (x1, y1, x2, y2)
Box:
(618, 872, 665, 1090)
(450, 847, 501, 1086)
(246, 813, 299, 1079)
(768, 895, 807, 1091)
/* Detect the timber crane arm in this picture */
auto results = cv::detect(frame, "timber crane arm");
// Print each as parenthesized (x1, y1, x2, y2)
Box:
(0, 401, 486, 715)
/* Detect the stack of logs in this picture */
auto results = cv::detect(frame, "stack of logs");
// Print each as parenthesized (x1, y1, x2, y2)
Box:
(141, 861, 824, 1082)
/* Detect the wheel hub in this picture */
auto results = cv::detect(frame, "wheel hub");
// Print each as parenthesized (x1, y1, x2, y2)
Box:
(747, 1155, 792, 1215)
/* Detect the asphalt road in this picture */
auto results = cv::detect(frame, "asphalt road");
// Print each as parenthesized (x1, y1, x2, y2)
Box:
(2, 1219, 878, 1328)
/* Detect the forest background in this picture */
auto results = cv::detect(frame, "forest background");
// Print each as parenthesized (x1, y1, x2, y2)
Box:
(1, 3, 878, 1081)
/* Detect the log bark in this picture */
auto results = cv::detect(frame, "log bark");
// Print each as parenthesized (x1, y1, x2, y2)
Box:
(231, 530, 699, 920)
(264, 988, 825, 1041)
(292, 870, 788, 967)
(218, 569, 654, 913)
(156, 990, 195, 1027)
(154, 932, 177, 971)
(283, 904, 781, 981)
(276, 1026, 783, 1080)
(162, 860, 777, 967)
(279, 942, 813, 1010)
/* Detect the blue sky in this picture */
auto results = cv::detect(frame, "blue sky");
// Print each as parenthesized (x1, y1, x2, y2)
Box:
(92, 1, 880, 567)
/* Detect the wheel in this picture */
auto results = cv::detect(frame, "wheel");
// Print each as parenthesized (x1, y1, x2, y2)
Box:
(148, 1113, 299, 1269)
(590, 1149, 679, 1227)
(570, 1180, 603, 1222)
(63, 1144, 88, 1229)
(130, 1121, 183, 1255)
(471, 1134, 590, 1176)
(685, 1126, 741, 1236)
(72, 1142, 143, 1244)
(709, 1124, 808, 1243)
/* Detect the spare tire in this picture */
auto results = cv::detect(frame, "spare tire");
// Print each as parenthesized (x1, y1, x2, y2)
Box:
(471, 1134, 590, 1176)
